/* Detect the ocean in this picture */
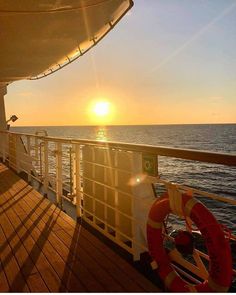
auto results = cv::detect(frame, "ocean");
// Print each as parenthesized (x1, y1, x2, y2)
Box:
(11, 124, 236, 153)
(11, 124, 236, 233)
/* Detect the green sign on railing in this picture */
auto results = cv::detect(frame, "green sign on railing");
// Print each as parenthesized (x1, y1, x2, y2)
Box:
(142, 154, 157, 176)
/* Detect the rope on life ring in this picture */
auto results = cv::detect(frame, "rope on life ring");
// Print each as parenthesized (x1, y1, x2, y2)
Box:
(146, 189, 232, 292)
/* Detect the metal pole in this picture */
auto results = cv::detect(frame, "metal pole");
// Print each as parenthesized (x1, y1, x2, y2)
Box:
(75, 144, 82, 218)
(39, 142, 43, 177)
(43, 141, 49, 196)
(26, 135, 32, 183)
(56, 142, 62, 208)
(0, 86, 7, 161)
(69, 147, 73, 196)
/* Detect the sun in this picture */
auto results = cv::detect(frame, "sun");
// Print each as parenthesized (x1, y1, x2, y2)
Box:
(88, 99, 114, 124)
(93, 101, 110, 117)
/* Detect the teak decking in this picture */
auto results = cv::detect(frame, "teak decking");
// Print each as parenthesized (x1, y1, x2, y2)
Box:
(0, 163, 159, 292)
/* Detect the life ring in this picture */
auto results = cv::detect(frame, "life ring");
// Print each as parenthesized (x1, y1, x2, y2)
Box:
(146, 191, 232, 292)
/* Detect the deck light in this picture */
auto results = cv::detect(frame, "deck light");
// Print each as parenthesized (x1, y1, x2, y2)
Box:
(6, 115, 18, 130)
(6, 115, 18, 124)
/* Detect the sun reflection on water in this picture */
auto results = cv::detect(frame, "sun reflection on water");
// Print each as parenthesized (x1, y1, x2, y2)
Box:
(96, 127, 107, 141)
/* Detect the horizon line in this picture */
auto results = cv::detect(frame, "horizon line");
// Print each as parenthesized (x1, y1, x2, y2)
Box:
(11, 122, 236, 128)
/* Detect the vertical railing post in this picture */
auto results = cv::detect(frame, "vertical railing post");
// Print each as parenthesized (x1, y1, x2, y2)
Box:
(0, 132, 2, 160)
(39, 142, 43, 178)
(35, 137, 39, 162)
(5, 132, 9, 163)
(69, 147, 73, 196)
(0, 87, 7, 161)
(9, 133, 18, 172)
(114, 151, 121, 241)
(26, 135, 32, 183)
(56, 142, 62, 207)
(74, 144, 82, 219)
(1, 132, 7, 162)
(157, 155, 159, 176)
(15, 134, 20, 173)
(43, 140, 49, 197)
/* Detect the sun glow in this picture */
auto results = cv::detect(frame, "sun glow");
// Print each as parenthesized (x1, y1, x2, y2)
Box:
(93, 101, 110, 117)
(88, 99, 114, 125)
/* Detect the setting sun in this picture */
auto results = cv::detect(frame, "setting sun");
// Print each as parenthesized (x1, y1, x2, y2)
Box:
(93, 101, 110, 117)
(88, 99, 115, 125)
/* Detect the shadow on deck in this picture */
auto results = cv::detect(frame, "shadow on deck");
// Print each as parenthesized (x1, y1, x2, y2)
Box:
(0, 163, 160, 292)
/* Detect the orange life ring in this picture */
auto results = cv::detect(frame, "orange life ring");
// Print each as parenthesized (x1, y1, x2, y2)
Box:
(146, 192, 232, 292)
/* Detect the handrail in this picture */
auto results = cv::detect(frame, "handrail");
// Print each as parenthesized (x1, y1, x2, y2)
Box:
(2, 130, 236, 166)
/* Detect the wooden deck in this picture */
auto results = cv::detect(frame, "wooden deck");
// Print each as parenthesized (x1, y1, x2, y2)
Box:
(0, 163, 160, 292)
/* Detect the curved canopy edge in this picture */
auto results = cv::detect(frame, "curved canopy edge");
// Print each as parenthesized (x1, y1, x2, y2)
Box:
(0, 0, 133, 82)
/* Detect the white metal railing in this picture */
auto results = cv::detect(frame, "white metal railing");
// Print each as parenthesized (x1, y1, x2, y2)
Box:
(0, 130, 235, 283)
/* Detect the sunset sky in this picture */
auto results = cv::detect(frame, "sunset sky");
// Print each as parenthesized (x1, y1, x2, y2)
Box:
(5, 0, 236, 126)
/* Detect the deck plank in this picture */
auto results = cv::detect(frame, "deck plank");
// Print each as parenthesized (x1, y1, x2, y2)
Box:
(0, 163, 160, 292)
(0, 190, 65, 292)
(0, 225, 29, 292)
(0, 213, 48, 292)
(0, 259, 9, 292)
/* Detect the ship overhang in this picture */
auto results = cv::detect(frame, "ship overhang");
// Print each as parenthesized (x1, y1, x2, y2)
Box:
(0, 0, 133, 82)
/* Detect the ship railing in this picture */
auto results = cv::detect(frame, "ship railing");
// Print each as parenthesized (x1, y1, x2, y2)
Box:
(0, 130, 235, 283)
